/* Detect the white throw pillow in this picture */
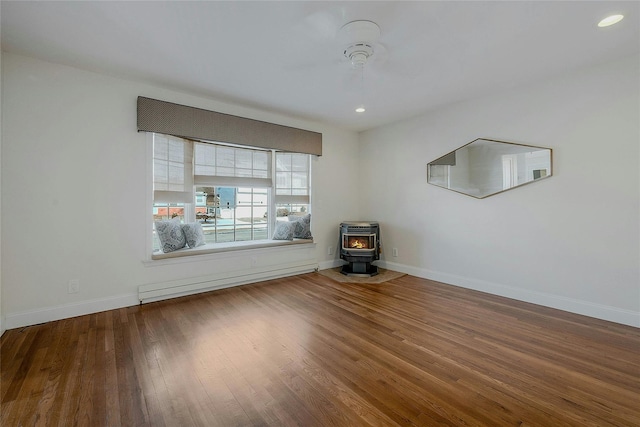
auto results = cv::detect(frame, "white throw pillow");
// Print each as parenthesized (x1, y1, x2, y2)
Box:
(288, 214, 312, 239)
(272, 221, 295, 240)
(155, 218, 187, 253)
(181, 222, 206, 248)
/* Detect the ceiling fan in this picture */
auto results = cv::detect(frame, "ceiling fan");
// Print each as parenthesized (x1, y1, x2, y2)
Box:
(336, 20, 387, 113)
(338, 20, 386, 69)
(284, 17, 387, 73)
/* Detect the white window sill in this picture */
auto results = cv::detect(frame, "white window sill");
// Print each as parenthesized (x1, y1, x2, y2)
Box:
(148, 238, 314, 262)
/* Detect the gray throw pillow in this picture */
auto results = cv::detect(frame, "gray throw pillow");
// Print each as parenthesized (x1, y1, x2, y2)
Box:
(181, 222, 206, 248)
(288, 214, 312, 239)
(272, 221, 295, 240)
(155, 218, 187, 253)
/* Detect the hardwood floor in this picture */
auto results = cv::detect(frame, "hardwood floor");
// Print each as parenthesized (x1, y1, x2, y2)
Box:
(2, 273, 639, 426)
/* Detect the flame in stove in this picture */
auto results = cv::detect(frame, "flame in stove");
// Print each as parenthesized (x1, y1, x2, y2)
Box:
(350, 239, 366, 249)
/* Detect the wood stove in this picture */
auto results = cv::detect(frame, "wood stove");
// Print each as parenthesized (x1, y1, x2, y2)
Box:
(340, 222, 380, 276)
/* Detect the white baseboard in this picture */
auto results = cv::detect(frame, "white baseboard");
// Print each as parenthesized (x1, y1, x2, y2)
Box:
(4, 293, 139, 331)
(318, 259, 344, 270)
(5, 261, 319, 331)
(139, 259, 318, 303)
(378, 261, 640, 328)
(6, 261, 637, 330)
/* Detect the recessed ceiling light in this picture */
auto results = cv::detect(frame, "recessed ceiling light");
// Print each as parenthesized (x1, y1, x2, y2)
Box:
(355, 106, 366, 113)
(598, 14, 624, 27)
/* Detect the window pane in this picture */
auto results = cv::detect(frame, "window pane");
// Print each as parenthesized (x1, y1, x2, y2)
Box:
(194, 186, 269, 244)
(291, 154, 308, 171)
(236, 150, 252, 169)
(236, 168, 254, 178)
(217, 147, 235, 168)
(168, 140, 185, 162)
(154, 138, 168, 159)
(197, 165, 215, 176)
(194, 144, 215, 175)
(253, 152, 268, 170)
(276, 153, 292, 171)
(276, 173, 290, 186)
(292, 172, 307, 188)
(276, 203, 309, 218)
(217, 166, 234, 176)
(168, 164, 185, 187)
(275, 152, 310, 201)
(154, 160, 168, 188)
(253, 169, 269, 179)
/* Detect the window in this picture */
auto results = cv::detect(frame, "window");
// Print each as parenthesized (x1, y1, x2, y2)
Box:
(153, 134, 193, 203)
(151, 134, 312, 255)
(275, 152, 310, 220)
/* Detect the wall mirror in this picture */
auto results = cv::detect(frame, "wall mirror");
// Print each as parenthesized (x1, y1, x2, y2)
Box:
(427, 138, 552, 199)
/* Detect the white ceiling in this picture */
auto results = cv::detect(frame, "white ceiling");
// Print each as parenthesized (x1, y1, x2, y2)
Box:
(2, 1, 638, 132)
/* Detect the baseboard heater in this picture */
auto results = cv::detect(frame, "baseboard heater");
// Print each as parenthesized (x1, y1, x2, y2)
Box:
(139, 259, 318, 303)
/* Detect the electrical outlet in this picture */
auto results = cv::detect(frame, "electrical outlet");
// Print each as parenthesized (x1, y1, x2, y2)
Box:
(328, 246, 333, 255)
(392, 248, 398, 257)
(68, 279, 79, 294)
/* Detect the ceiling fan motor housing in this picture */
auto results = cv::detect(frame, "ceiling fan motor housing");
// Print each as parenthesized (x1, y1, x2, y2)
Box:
(344, 43, 375, 66)
(338, 20, 381, 67)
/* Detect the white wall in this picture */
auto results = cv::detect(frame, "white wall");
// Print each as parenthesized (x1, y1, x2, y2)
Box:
(3, 51, 638, 330)
(0, 47, 4, 336)
(359, 54, 640, 327)
(1, 52, 360, 329)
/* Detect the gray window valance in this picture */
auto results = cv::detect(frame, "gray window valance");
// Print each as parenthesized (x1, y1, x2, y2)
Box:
(137, 96, 322, 156)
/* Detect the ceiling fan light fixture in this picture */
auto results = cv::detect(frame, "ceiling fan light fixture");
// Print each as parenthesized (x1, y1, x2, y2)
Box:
(355, 106, 366, 113)
(598, 14, 624, 27)
(350, 51, 369, 67)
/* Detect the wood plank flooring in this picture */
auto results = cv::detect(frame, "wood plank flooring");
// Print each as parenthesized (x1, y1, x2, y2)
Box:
(2, 273, 639, 426)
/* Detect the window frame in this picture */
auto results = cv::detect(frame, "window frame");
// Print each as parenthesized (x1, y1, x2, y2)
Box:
(147, 133, 313, 260)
